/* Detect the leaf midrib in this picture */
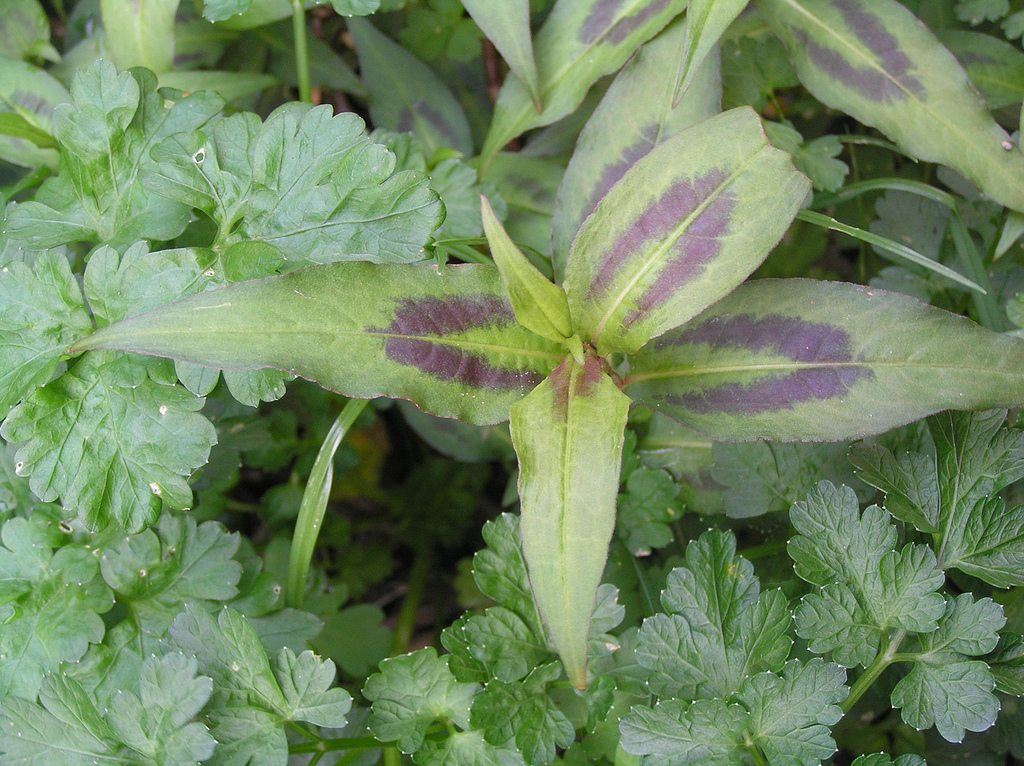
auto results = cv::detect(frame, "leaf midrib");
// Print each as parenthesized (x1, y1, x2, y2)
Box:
(626, 359, 1024, 385)
(87, 325, 565, 365)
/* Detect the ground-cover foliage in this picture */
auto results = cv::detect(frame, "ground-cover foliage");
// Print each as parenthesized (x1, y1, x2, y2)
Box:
(2, 0, 1024, 764)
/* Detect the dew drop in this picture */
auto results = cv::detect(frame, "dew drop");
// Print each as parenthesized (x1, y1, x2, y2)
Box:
(14, 461, 26, 476)
(230, 661, 240, 672)
(159, 404, 169, 416)
(138, 568, 148, 578)
(149, 482, 162, 496)
(59, 520, 73, 534)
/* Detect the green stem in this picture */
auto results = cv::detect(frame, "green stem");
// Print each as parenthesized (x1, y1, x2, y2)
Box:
(286, 399, 369, 608)
(841, 630, 906, 713)
(746, 743, 768, 766)
(291, 0, 312, 103)
(391, 545, 433, 655)
(289, 735, 381, 754)
(739, 540, 787, 561)
(620, 539, 656, 615)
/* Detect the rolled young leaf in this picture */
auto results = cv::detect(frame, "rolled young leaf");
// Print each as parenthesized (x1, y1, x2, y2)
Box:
(481, 196, 574, 345)
(673, 0, 748, 106)
(550, 17, 722, 272)
(510, 356, 630, 689)
(462, 0, 541, 109)
(76, 263, 564, 425)
(563, 107, 809, 355)
(481, 0, 686, 164)
(626, 278, 1024, 441)
(760, 0, 1024, 213)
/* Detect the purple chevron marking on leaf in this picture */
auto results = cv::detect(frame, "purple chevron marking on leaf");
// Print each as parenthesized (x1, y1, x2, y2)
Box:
(797, 0, 923, 102)
(588, 171, 732, 302)
(396, 101, 460, 144)
(551, 356, 606, 415)
(669, 367, 870, 414)
(660, 313, 873, 414)
(580, 0, 672, 45)
(376, 296, 540, 390)
(669, 314, 854, 361)
(578, 125, 660, 228)
(623, 188, 736, 326)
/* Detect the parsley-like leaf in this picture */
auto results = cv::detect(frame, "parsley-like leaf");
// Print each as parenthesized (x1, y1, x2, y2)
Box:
(5, 61, 222, 249)
(789, 482, 946, 668)
(364, 647, 478, 753)
(469, 663, 574, 766)
(0, 515, 113, 700)
(892, 594, 1005, 742)
(635, 529, 792, 699)
(0, 252, 91, 415)
(620, 659, 848, 766)
(147, 104, 441, 264)
(169, 604, 351, 763)
(1, 244, 218, 532)
(853, 410, 1024, 586)
(790, 481, 1006, 743)
(0, 652, 215, 765)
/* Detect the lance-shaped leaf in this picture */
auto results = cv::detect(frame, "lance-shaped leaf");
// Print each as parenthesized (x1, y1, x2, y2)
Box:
(100, 0, 178, 73)
(509, 356, 630, 689)
(481, 0, 687, 163)
(349, 18, 472, 156)
(482, 196, 573, 345)
(627, 279, 1024, 442)
(550, 17, 722, 271)
(76, 263, 563, 426)
(760, 0, 1024, 213)
(673, 0, 749, 106)
(563, 108, 809, 355)
(462, 0, 541, 109)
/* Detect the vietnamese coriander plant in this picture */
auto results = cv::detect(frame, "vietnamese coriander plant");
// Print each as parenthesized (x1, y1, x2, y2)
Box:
(3, 0, 1024, 764)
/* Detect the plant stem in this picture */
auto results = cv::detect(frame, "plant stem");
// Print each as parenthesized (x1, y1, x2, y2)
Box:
(391, 545, 433, 655)
(842, 630, 906, 713)
(747, 743, 769, 766)
(286, 398, 369, 608)
(290, 735, 381, 753)
(739, 540, 787, 561)
(291, 0, 312, 103)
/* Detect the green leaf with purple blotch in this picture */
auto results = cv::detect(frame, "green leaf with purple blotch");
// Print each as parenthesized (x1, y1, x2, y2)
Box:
(481, 0, 687, 164)
(563, 107, 809, 355)
(76, 263, 564, 426)
(626, 279, 1024, 441)
(462, 0, 541, 109)
(939, 30, 1024, 111)
(510, 355, 630, 689)
(760, 0, 1024, 213)
(550, 17, 722, 274)
(349, 18, 472, 155)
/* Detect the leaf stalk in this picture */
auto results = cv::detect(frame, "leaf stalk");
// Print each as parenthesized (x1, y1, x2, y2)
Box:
(291, 0, 312, 103)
